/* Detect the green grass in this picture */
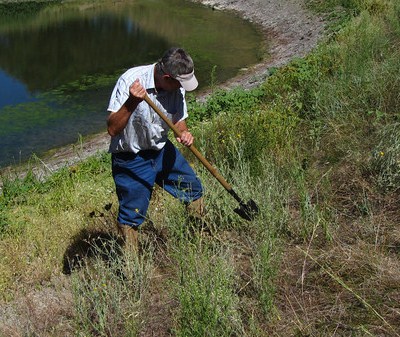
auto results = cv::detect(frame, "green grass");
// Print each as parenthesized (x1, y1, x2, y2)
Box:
(1, 0, 400, 335)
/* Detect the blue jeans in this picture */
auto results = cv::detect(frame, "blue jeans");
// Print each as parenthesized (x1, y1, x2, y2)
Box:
(112, 140, 203, 227)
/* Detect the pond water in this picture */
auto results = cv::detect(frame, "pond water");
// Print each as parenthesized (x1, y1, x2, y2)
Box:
(0, 0, 263, 168)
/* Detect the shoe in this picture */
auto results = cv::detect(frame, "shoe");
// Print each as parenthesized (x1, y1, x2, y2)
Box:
(117, 223, 139, 254)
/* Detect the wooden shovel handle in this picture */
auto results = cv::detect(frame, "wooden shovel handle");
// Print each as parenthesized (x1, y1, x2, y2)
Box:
(144, 94, 233, 192)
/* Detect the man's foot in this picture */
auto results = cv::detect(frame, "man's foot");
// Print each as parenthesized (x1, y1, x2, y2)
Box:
(117, 223, 139, 254)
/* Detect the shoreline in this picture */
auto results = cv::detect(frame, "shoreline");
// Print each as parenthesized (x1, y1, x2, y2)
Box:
(192, 0, 325, 90)
(0, 0, 325, 182)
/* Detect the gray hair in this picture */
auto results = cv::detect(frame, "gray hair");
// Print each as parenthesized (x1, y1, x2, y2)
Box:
(157, 47, 194, 78)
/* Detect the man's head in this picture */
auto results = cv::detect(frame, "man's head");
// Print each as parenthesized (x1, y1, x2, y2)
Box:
(156, 47, 198, 92)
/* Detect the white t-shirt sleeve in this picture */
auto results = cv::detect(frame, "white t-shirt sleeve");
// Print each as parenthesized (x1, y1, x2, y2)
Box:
(172, 87, 188, 123)
(107, 77, 130, 113)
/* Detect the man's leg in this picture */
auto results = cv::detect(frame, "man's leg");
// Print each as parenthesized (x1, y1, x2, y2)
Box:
(112, 151, 158, 252)
(155, 140, 204, 218)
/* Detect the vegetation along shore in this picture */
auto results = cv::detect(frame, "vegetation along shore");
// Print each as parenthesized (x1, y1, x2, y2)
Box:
(1, 0, 399, 336)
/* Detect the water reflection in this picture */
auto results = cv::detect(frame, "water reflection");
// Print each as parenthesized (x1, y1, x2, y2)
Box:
(0, 70, 36, 109)
(0, 0, 263, 168)
(0, 14, 169, 92)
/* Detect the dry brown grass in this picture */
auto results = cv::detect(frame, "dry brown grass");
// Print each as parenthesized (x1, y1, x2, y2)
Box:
(0, 276, 74, 337)
(267, 161, 400, 336)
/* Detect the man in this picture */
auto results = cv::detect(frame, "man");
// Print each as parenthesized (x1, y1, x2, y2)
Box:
(107, 47, 204, 252)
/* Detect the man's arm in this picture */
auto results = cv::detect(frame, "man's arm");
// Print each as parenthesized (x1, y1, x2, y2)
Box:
(107, 79, 146, 137)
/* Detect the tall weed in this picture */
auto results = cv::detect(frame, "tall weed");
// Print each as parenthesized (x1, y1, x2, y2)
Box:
(370, 122, 400, 191)
(314, 6, 400, 121)
(172, 241, 244, 337)
(263, 0, 399, 133)
(251, 236, 276, 316)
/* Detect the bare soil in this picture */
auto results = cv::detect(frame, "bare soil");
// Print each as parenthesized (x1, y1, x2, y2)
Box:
(192, 0, 325, 89)
(0, 0, 326, 181)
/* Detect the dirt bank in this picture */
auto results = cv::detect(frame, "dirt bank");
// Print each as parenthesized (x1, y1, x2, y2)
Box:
(1, 0, 325, 181)
(192, 0, 325, 89)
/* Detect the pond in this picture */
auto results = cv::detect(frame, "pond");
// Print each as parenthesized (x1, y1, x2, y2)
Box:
(0, 0, 263, 168)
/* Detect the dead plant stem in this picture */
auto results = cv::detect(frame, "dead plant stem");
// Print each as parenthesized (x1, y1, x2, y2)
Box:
(297, 247, 400, 337)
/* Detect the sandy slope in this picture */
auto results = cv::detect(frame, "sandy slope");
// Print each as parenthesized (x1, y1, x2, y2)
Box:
(192, 0, 325, 89)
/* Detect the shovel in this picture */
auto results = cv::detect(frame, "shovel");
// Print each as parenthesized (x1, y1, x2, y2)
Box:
(144, 94, 259, 221)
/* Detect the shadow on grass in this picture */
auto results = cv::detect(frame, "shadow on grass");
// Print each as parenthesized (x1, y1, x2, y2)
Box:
(62, 228, 123, 275)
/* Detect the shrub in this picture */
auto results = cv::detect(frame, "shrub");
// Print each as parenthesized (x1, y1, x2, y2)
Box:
(188, 86, 265, 124)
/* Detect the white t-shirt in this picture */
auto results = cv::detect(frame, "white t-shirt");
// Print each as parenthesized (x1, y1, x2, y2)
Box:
(108, 63, 188, 153)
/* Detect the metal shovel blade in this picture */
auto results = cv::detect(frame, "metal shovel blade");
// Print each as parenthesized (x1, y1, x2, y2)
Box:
(233, 199, 259, 221)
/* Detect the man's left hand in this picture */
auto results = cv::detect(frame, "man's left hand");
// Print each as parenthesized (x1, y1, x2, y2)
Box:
(176, 130, 194, 147)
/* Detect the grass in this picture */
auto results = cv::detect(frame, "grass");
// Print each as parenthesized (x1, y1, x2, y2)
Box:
(1, 0, 400, 335)
(70, 238, 153, 336)
(171, 241, 244, 336)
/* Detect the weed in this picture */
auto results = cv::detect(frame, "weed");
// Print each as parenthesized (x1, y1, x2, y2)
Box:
(172, 241, 244, 337)
(252, 237, 276, 315)
(370, 122, 400, 192)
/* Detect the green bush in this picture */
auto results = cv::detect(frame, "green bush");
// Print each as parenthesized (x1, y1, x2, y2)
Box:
(192, 102, 299, 177)
(188, 86, 265, 125)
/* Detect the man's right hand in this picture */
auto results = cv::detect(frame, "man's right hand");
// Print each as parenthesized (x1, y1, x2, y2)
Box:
(107, 79, 145, 137)
(129, 79, 147, 102)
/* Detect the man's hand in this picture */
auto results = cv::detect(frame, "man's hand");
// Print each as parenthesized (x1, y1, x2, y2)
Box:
(176, 130, 194, 147)
(107, 79, 146, 137)
(124, 79, 147, 111)
(129, 79, 147, 101)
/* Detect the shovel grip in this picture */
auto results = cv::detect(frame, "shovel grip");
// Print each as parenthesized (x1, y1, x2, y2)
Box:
(144, 94, 233, 192)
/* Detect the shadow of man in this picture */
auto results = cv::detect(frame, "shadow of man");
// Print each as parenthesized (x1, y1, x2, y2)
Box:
(62, 228, 123, 275)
